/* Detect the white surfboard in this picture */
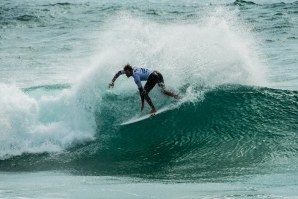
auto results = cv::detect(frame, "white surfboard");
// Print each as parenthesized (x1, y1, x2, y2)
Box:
(120, 106, 173, 126)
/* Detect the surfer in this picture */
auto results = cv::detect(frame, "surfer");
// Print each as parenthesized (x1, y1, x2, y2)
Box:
(109, 64, 180, 114)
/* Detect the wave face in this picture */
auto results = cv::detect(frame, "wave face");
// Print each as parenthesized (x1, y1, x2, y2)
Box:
(0, 85, 297, 179)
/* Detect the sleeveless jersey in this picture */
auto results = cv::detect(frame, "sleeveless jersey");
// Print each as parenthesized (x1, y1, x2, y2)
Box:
(120, 67, 153, 88)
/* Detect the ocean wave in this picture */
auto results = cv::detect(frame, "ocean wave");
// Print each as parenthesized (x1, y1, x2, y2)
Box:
(233, 0, 257, 6)
(15, 14, 40, 22)
(0, 85, 297, 178)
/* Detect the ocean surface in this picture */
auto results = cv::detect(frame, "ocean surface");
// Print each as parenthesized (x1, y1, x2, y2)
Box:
(0, 0, 298, 198)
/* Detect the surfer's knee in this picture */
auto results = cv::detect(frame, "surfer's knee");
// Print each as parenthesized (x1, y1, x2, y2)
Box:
(142, 89, 148, 97)
(158, 82, 165, 92)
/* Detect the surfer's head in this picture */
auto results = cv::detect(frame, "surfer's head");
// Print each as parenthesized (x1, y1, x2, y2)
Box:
(124, 64, 133, 77)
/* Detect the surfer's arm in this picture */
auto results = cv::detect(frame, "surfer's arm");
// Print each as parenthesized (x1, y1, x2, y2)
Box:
(134, 75, 145, 111)
(138, 87, 145, 107)
(109, 70, 124, 88)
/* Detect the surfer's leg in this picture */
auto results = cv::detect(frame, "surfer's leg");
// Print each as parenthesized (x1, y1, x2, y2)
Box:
(143, 92, 155, 109)
(156, 72, 180, 99)
(143, 93, 156, 113)
(144, 73, 158, 111)
(163, 89, 180, 99)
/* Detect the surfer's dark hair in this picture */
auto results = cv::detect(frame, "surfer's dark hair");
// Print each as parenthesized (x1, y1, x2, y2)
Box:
(124, 64, 132, 72)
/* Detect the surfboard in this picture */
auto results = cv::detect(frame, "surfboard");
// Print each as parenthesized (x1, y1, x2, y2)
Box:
(120, 106, 172, 126)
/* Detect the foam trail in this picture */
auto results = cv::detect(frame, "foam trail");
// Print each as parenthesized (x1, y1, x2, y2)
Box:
(80, 8, 266, 97)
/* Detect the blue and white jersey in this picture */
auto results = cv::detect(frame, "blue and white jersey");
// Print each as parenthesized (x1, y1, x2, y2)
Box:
(119, 67, 153, 88)
(132, 67, 153, 88)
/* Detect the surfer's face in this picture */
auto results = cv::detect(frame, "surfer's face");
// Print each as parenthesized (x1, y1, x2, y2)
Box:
(125, 70, 132, 77)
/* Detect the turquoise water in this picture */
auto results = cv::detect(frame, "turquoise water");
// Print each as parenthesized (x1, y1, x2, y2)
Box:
(0, 0, 298, 198)
(1, 171, 298, 199)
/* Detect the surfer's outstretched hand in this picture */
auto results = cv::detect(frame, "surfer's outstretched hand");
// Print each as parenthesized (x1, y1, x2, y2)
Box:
(108, 82, 114, 88)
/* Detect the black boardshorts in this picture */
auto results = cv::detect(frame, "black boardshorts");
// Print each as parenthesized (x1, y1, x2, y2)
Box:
(144, 71, 165, 93)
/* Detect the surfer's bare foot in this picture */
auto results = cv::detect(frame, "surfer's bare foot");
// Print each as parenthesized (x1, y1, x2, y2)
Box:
(149, 108, 157, 114)
(174, 95, 182, 100)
